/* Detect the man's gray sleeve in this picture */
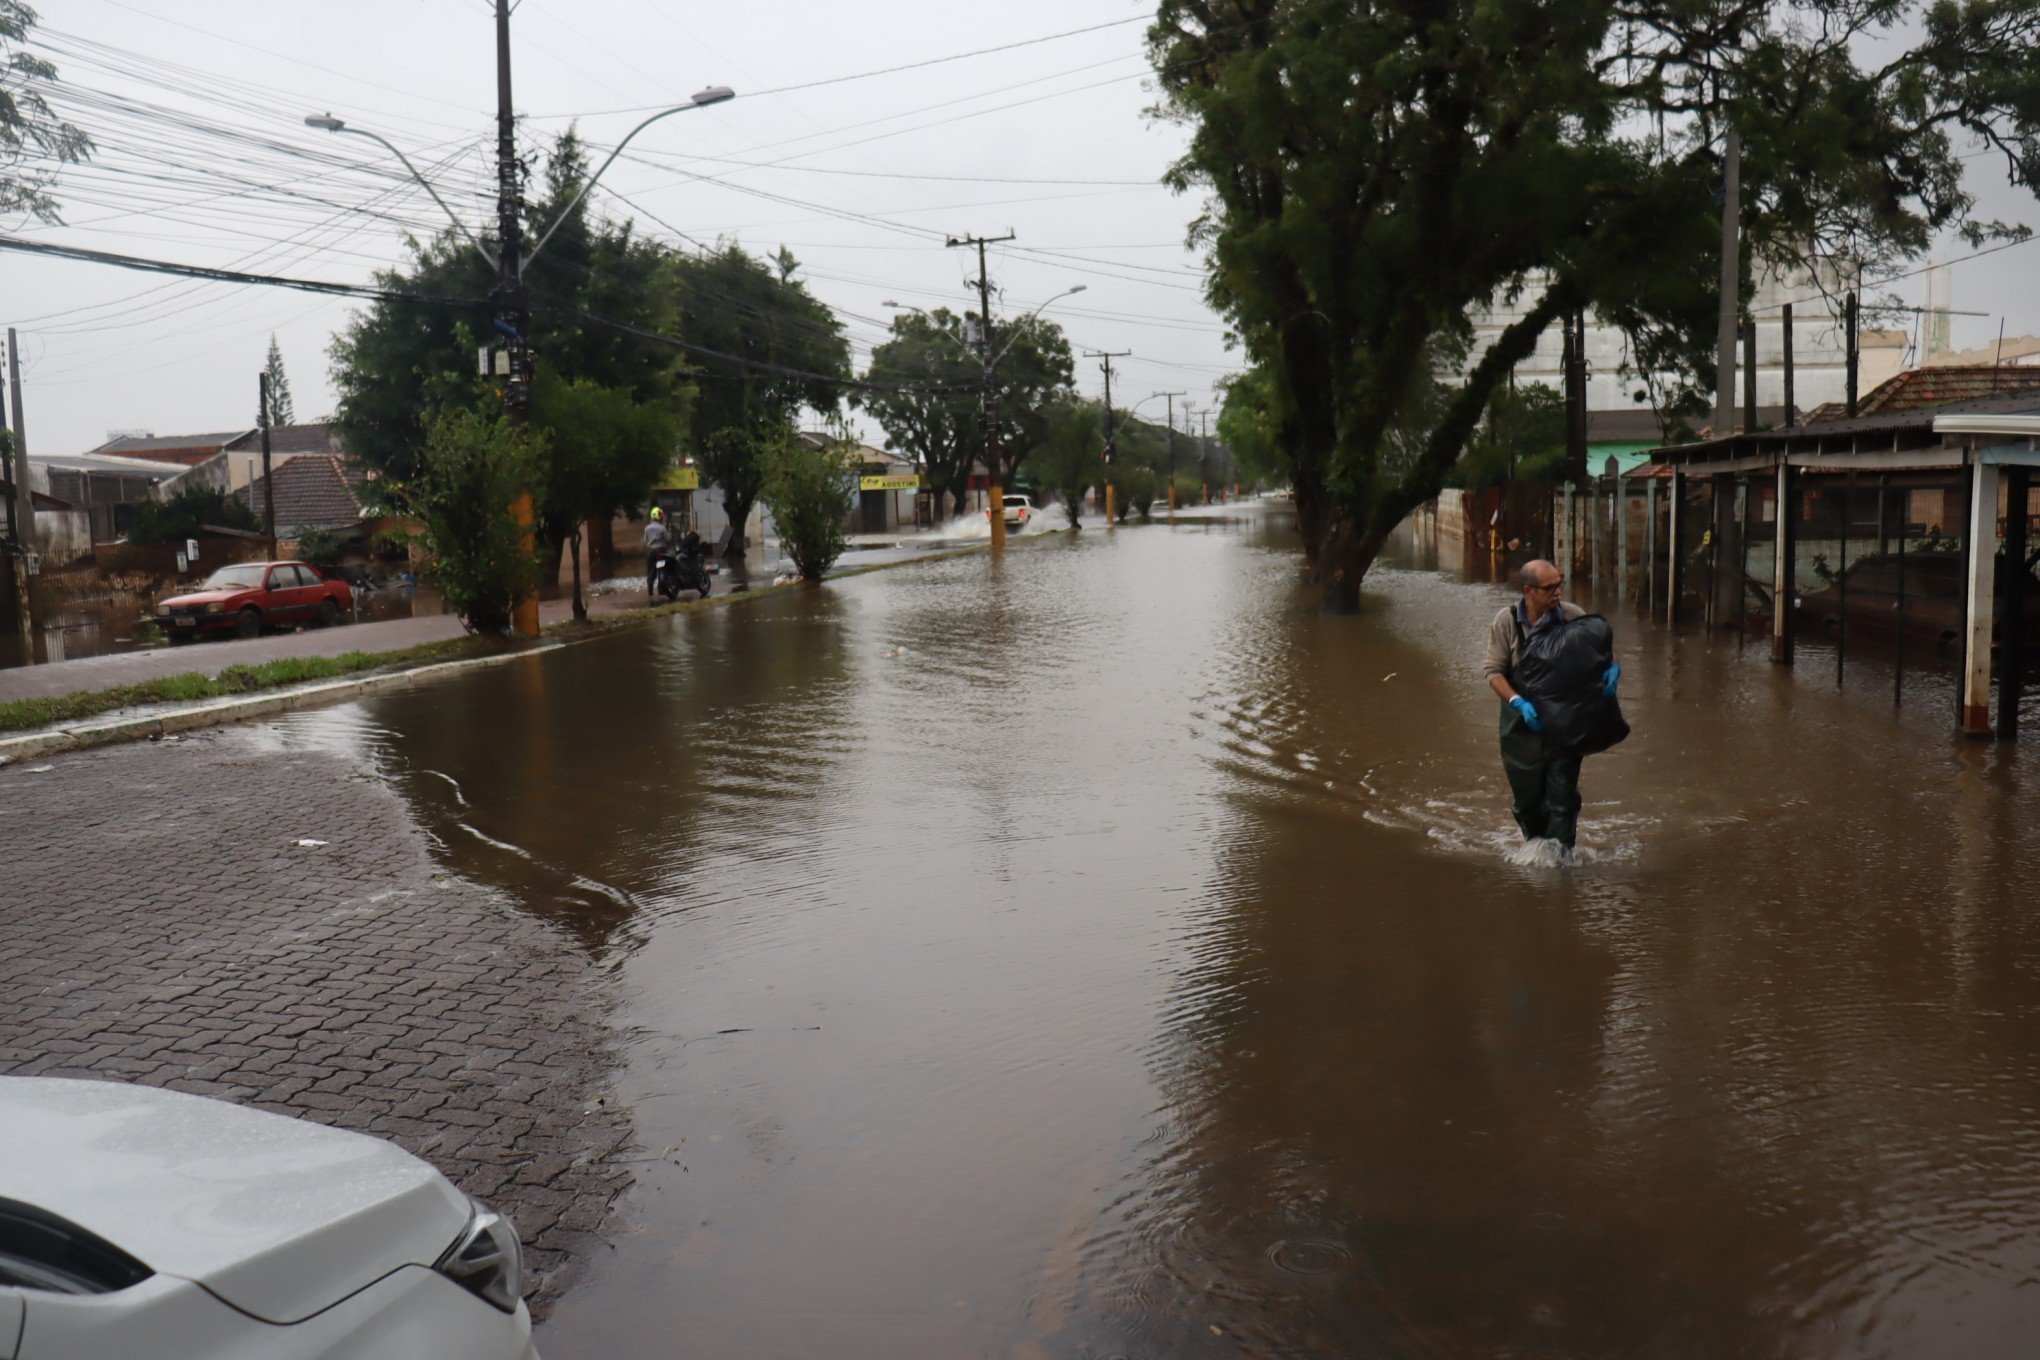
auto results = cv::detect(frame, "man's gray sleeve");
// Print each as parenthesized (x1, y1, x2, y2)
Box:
(1482, 608, 1513, 681)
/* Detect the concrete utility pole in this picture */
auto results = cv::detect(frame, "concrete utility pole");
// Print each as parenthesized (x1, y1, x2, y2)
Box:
(258, 371, 278, 558)
(1741, 312, 1757, 432)
(1158, 391, 1185, 511)
(1782, 304, 1795, 426)
(495, 0, 540, 637)
(1564, 308, 1588, 481)
(7, 329, 36, 657)
(1844, 290, 1860, 419)
(1715, 124, 1741, 435)
(2, 334, 29, 660)
(947, 231, 1016, 548)
(1086, 350, 1130, 524)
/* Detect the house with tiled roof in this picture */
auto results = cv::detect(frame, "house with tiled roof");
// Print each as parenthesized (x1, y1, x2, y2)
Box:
(1802, 364, 2040, 423)
(236, 454, 368, 544)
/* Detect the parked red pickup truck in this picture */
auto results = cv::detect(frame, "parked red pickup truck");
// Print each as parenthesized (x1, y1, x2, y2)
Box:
(156, 561, 352, 640)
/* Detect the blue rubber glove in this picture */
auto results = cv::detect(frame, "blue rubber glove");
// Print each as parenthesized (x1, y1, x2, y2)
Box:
(1602, 661, 1621, 697)
(1509, 695, 1542, 732)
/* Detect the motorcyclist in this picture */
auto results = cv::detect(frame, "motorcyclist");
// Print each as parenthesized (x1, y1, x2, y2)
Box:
(676, 530, 707, 595)
(644, 507, 673, 599)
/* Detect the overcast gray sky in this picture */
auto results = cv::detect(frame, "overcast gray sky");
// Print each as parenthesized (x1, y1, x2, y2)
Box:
(15, 0, 2040, 456)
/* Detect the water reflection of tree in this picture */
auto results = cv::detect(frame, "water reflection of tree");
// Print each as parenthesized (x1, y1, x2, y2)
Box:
(360, 590, 856, 952)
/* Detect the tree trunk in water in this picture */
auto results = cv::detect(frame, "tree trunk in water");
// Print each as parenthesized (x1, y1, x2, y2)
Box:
(585, 514, 614, 582)
(570, 526, 586, 621)
(1317, 516, 1388, 615)
(1293, 481, 1326, 570)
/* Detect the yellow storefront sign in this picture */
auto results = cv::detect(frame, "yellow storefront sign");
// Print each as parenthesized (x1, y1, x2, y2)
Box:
(858, 473, 921, 492)
(653, 465, 701, 491)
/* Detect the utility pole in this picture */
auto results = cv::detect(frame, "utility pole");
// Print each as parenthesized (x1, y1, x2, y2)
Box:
(947, 231, 1016, 548)
(1741, 312, 1757, 432)
(1, 341, 26, 661)
(1715, 124, 1741, 435)
(1086, 350, 1130, 523)
(258, 371, 278, 558)
(1844, 289, 1860, 419)
(1563, 308, 1587, 480)
(1158, 391, 1185, 512)
(495, 0, 540, 636)
(7, 329, 36, 659)
(1782, 303, 1795, 427)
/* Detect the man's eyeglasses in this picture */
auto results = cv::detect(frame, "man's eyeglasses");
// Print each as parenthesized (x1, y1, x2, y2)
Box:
(1528, 579, 1564, 594)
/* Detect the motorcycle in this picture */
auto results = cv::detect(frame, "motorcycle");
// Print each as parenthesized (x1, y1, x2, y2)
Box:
(654, 551, 711, 601)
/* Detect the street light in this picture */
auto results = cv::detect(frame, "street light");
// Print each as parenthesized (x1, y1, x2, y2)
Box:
(993, 285, 1086, 364)
(307, 84, 734, 275)
(304, 114, 498, 269)
(525, 85, 734, 265)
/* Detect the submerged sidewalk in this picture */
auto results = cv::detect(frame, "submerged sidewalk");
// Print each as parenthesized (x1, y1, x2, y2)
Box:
(0, 541, 962, 706)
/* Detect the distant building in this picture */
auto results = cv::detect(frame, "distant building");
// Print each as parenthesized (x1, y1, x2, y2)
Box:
(148, 423, 349, 501)
(86, 430, 246, 467)
(1463, 261, 1908, 472)
(1922, 334, 2040, 369)
(31, 451, 182, 542)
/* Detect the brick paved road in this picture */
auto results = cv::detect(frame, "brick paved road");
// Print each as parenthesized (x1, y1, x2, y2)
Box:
(0, 728, 630, 1315)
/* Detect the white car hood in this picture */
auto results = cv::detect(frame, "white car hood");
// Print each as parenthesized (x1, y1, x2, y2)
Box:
(0, 1078, 470, 1324)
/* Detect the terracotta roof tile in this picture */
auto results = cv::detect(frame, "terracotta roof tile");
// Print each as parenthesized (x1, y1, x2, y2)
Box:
(237, 454, 364, 535)
(1839, 365, 2040, 418)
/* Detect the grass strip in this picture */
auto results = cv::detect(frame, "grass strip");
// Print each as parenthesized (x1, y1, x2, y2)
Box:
(0, 638, 493, 735)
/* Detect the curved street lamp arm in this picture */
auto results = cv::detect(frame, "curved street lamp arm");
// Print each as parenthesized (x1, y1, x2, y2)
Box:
(333, 125, 497, 271)
(525, 91, 732, 273)
(991, 285, 1087, 368)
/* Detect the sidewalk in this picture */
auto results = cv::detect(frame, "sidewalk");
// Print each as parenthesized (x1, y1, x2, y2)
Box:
(0, 541, 966, 705)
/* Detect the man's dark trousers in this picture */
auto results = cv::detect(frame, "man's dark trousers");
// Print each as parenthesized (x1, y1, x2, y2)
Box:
(1498, 702, 1582, 847)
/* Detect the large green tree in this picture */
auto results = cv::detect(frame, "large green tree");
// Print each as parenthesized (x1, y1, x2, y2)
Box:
(669, 243, 849, 560)
(1, 2, 88, 222)
(1152, 0, 2040, 611)
(331, 131, 689, 562)
(858, 309, 1076, 519)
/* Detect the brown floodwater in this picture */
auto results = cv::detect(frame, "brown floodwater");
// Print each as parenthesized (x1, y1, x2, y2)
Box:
(268, 503, 2040, 1359)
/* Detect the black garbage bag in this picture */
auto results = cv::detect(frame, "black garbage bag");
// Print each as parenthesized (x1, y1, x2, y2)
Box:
(1514, 612, 1630, 758)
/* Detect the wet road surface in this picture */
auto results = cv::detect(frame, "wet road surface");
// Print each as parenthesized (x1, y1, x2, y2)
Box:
(268, 503, 2040, 1358)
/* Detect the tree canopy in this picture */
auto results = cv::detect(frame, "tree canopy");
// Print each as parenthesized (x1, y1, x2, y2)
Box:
(262, 335, 295, 427)
(1151, 0, 2040, 610)
(669, 242, 849, 558)
(858, 308, 1075, 518)
(0, 2, 88, 222)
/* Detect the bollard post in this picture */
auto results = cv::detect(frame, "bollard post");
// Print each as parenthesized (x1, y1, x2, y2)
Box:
(1960, 460, 1999, 735)
(1771, 461, 1796, 663)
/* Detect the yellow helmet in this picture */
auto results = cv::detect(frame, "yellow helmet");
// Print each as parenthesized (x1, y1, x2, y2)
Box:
(650, 506, 664, 521)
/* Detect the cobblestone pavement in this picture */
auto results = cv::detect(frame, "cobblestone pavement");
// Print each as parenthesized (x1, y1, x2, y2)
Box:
(0, 727, 631, 1316)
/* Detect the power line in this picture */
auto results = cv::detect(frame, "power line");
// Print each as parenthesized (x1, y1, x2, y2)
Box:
(533, 14, 1150, 118)
(1, 236, 968, 393)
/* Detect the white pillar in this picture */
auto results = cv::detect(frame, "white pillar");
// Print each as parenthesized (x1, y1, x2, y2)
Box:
(1772, 461, 1793, 663)
(1962, 460, 2001, 736)
(1616, 479, 1631, 604)
(1666, 472, 1683, 624)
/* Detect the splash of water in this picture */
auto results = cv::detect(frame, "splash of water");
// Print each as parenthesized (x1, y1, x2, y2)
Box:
(906, 502, 1074, 544)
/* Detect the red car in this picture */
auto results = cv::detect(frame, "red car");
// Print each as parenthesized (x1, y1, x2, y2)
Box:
(156, 561, 352, 640)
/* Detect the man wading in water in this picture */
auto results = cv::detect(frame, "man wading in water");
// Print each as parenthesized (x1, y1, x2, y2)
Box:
(1482, 559, 1622, 852)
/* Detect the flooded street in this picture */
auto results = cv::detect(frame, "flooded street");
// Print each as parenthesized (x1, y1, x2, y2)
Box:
(268, 503, 2040, 1358)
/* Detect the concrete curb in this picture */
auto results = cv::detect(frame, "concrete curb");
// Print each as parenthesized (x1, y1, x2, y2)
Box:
(0, 542, 995, 765)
